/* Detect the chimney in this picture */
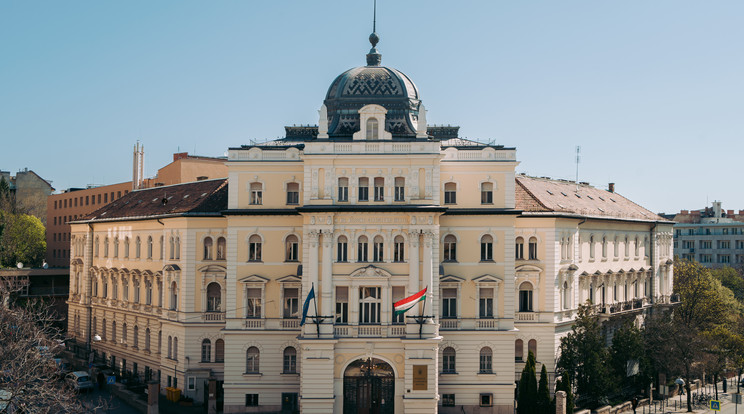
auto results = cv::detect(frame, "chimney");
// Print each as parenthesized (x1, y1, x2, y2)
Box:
(681, 210, 689, 215)
(173, 152, 188, 162)
(728, 210, 734, 216)
(608, 183, 615, 193)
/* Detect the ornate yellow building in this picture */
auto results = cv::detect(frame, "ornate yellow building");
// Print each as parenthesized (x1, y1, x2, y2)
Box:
(67, 32, 674, 414)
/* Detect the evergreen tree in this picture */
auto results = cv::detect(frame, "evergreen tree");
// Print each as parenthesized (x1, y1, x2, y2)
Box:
(537, 363, 551, 414)
(518, 350, 538, 414)
(610, 320, 644, 391)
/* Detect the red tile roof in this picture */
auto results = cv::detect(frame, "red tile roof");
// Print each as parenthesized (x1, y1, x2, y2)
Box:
(80, 179, 227, 222)
(515, 176, 667, 222)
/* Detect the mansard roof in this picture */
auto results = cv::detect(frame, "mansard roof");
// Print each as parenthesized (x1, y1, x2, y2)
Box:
(515, 175, 668, 222)
(77, 178, 228, 223)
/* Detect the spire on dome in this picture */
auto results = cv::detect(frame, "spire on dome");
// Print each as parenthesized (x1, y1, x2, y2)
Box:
(366, 0, 381, 66)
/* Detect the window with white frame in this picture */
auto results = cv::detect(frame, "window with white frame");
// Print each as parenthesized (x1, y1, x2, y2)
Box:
(134, 278, 141, 303)
(201, 339, 211, 362)
(286, 182, 299, 205)
(245, 347, 260, 373)
(481, 182, 493, 204)
(337, 177, 349, 202)
(283, 287, 299, 319)
(515, 237, 524, 260)
(357, 236, 369, 262)
(170, 281, 178, 310)
(283, 347, 297, 373)
(480, 235, 493, 261)
(589, 235, 596, 259)
(246, 288, 262, 318)
(444, 182, 457, 204)
(393, 236, 405, 262)
(373, 177, 384, 202)
(216, 237, 226, 260)
(443, 235, 457, 262)
(358, 177, 369, 202)
(528, 237, 538, 260)
(442, 287, 457, 319)
(479, 347, 493, 373)
(207, 282, 221, 312)
(145, 279, 152, 305)
(394, 177, 405, 202)
(359, 286, 381, 324)
(285, 235, 299, 262)
(337, 236, 348, 262)
(248, 235, 262, 262)
(518, 282, 533, 312)
(250, 182, 262, 205)
(204, 237, 213, 260)
(335, 286, 348, 324)
(366, 117, 379, 140)
(442, 347, 456, 373)
(479, 287, 494, 318)
(373, 236, 384, 262)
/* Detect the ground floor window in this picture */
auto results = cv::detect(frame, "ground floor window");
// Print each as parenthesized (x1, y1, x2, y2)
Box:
(245, 394, 258, 406)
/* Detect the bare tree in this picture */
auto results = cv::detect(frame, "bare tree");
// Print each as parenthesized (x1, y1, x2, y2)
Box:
(0, 276, 105, 413)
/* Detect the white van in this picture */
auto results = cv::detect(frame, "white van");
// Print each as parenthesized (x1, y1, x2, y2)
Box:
(67, 371, 94, 392)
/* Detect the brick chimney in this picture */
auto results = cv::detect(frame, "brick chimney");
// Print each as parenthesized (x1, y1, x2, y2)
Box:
(173, 152, 188, 161)
(608, 183, 615, 193)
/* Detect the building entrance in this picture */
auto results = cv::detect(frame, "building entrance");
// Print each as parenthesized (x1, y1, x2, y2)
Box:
(343, 358, 395, 414)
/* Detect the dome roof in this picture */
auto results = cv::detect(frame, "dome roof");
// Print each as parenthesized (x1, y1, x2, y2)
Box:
(322, 35, 422, 138)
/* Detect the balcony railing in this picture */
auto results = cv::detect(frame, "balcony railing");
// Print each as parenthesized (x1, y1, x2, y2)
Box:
(202, 312, 225, 322)
(333, 324, 406, 338)
(516, 312, 537, 322)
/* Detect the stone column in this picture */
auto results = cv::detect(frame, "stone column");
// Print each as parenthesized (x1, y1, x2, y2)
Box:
(408, 232, 420, 295)
(422, 232, 434, 315)
(321, 233, 333, 318)
(555, 390, 566, 414)
(305, 231, 319, 336)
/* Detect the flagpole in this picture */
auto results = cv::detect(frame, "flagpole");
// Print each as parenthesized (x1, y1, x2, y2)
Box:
(419, 287, 426, 339)
(312, 282, 320, 337)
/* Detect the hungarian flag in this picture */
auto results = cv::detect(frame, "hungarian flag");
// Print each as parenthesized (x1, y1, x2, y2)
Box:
(394, 287, 427, 315)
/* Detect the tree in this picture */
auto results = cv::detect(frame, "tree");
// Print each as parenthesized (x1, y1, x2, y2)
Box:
(517, 350, 538, 414)
(645, 259, 740, 412)
(553, 372, 575, 414)
(537, 363, 551, 414)
(0, 212, 46, 268)
(557, 303, 613, 408)
(610, 320, 646, 391)
(710, 266, 744, 302)
(0, 277, 105, 412)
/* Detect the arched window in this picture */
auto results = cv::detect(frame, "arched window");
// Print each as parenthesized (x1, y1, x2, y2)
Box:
(357, 236, 369, 262)
(528, 339, 537, 359)
(133, 278, 140, 303)
(102, 318, 107, 341)
(124, 237, 130, 258)
(246, 347, 260, 373)
(95, 237, 100, 257)
(147, 236, 153, 259)
(159, 236, 164, 260)
(442, 347, 456, 373)
(613, 236, 619, 257)
(169, 237, 175, 260)
(286, 182, 300, 205)
(145, 279, 152, 305)
(519, 282, 533, 312)
(250, 182, 262, 205)
(562, 281, 570, 310)
(173, 337, 178, 360)
(113, 237, 119, 258)
(145, 328, 151, 351)
(373, 235, 384, 262)
(135, 236, 141, 259)
(285, 235, 299, 262)
(170, 281, 178, 310)
(248, 235, 262, 262)
(366, 117, 379, 140)
(203, 237, 213, 260)
(515, 339, 524, 362)
(515, 237, 524, 260)
(589, 235, 595, 259)
(104, 237, 109, 257)
(624, 236, 630, 257)
(207, 282, 221, 312)
(133, 325, 139, 348)
(601, 236, 607, 258)
(215, 339, 225, 362)
(174, 236, 180, 259)
(283, 347, 297, 374)
(479, 347, 493, 373)
(444, 182, 457, 204)
(112, 321, 117, 343)
(337, 236, 348, 262)
(102, 276, 108, 298)
(481, 182, 493, 204)
(634, 236, 639, 257)
(443, 235, 457, 262)
(216, 237, 226, 260)
(121, 323, 127, 344)
(112, 277, 118, 300)
(393, 235, 405, 262)
(528, 237, 538, 260)
(480, 234, 493, 261)
(201, 339, 211, 362)
(122, 277, 128, 301)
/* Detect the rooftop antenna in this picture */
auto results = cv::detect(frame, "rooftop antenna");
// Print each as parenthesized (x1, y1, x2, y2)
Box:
(575, 146, 581, 191)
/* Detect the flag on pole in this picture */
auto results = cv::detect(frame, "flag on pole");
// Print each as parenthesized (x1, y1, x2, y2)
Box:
(300, 284, 315, 326)
(394, 287, 427, 315)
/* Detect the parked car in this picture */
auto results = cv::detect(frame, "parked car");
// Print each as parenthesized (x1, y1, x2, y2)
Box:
(66, 371, 94, 392)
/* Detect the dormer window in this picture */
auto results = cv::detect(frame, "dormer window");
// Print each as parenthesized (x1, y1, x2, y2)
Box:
(366, 118, 379, 140)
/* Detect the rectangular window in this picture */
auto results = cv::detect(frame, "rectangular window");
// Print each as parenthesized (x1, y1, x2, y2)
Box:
(442, 394, 455, 407)
(392, 286, 405, 324)
(444, 183, 457, 204)
(519, 290, 533, 312)
(358, 177, 369, 202)
(359, 287, 381, 324)
(249, 241, 262, 262)
(373, 239, 384, 262)
(337, 239, 348, 262)
(481, 182, 493, 204)
(394, 177, 405, 202)
(335, 286, 348, 324)
(246, 288, 262, 318)
(358, 239, 368, 262)
(97, 194, 101, 204)
(187, 376, 196, 391)
(286, 183, 299, 205)
(442, 288, 457, 319)
(250, 183, 262, 205)
(373, 177, 384, 202)
(479, 288, 494, 318)
(338, 178, 349, 202)
(480, 394, 493, 407)
(394, 239, 404, 262)
(86, 196, 89, 205)
(283, 287, 299, 318)
(245, 394, 259, 407)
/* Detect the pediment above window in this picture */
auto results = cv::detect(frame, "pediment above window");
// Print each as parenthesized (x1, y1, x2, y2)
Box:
(240, 274, 269, 284)
(277, 274, 301, 283)
(440, 274, 465, 283)
(198, 264, 227, 274)
(350, 265, 391, 278)
(70, 258, 83, 266)
(163, 264, 181, 272)
(515, 264, 542, 274)
(472, 274, 502, 284)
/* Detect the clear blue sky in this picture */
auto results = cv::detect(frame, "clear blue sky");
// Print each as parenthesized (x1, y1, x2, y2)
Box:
(1, 1, 742, 214)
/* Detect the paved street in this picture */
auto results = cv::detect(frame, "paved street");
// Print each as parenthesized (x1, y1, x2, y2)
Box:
(78, 388, 140, 414)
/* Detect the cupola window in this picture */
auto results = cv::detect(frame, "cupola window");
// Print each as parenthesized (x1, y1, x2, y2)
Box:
(366, 117, 379, 140)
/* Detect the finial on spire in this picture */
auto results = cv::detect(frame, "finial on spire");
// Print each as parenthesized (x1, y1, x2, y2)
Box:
(366, 0, 381, 65)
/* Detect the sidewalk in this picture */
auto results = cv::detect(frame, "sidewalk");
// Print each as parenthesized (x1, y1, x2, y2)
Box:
(632, 378, 741, 414)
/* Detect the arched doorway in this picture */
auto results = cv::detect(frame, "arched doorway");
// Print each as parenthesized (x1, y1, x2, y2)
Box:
(343, 358, 394, 414)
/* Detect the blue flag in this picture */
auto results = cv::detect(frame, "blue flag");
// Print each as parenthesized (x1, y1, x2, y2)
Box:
(300, 285, 315, 326)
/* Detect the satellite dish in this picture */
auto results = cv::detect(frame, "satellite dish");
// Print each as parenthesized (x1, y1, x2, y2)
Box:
(16, 262, 23, 269)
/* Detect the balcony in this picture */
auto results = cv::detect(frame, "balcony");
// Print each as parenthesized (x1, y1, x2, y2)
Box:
(333, 324, 407, 338)
(242, 318, 301, 330)
(516, 312, 537, 322)
(202, 312, 225, 322)
(440, 319, 460, 330)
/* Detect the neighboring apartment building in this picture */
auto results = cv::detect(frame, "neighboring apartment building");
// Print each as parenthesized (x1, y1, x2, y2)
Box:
(0, 168, 54, 225)
(66, 34, 674, 414)
(46, 152, 227, 267)
(672, 201, 744, 267)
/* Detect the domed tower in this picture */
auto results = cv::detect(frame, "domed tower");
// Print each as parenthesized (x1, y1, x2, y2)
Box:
(321, 32, 426, 139)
